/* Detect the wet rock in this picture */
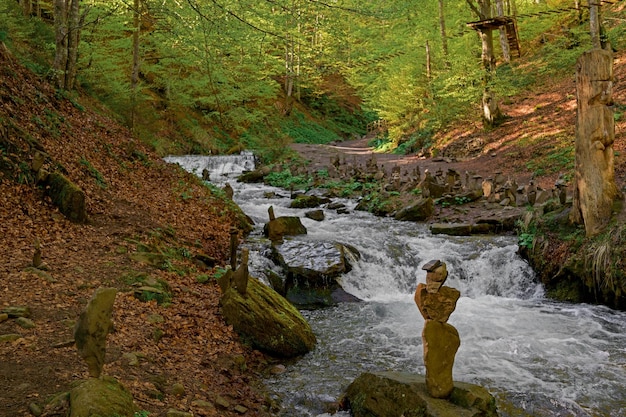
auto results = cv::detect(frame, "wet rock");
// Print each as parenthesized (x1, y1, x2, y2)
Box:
(271, 240, 359, 285)
(344, 372, 497, 417)
(74, 287, 117, 378)
(430, 223, 493, 236)
(238, 165, 271, 183)
(305, 209, 325, 221)
(263, 216, 307, 242)
(220, 276, 316, 358)
(70, 376, 137, 417)
(394, 198, 434, 222)
(290, 194, 329, 209)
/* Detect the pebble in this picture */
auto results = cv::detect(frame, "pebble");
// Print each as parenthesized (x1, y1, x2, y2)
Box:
(269, 364, 286, 375)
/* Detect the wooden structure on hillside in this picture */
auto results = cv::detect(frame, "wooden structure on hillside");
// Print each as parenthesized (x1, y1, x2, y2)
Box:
(467, 16, 521, 58)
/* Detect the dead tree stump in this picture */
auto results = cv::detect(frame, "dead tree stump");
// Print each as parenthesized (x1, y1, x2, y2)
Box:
(570, 48, 618, 237)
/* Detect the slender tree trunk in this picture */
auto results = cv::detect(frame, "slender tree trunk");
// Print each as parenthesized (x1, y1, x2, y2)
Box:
(53, 0, 69, 89)
(65, 0, 81, 90)
(496, 0, 510, 63)
(131, 0, 141, 130)
(438, 0, 450, 69)
(589, 2, 601, 49)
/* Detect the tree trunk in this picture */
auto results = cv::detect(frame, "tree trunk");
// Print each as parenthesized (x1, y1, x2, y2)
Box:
(65, 0, 81, 90)
(570, 49, 617, 236)
(496, 0, 510, 63)
(589, 2, 601, 49)
(438, 0, 450, 68)
(53, 0, 69, 90)
(131, 0, 141, 130)
(53, 0, 81, 91)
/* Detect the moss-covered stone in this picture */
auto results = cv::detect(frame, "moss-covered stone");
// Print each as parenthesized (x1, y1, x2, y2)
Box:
(289, 195, 328, 209)
(344, 372, 498, 417)
(69, 377, 137, 417)
(263, 216, 307, 242)
(46, 171, 87, 223)
(220, 276, 316, 358)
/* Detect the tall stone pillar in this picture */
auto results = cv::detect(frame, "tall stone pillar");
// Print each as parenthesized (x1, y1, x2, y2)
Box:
(414, 260, 460, 398)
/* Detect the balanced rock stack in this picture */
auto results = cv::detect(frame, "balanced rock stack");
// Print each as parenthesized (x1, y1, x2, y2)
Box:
(414, 260, 460, 399)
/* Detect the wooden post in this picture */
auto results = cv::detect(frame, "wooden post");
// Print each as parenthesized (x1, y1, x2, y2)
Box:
(229, 227, 238, 269)
(570, 49, 617, 236)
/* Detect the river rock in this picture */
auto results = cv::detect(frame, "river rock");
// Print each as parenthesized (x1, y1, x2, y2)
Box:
(220, 276, 316, 357)
(74, 287, 117, 378)
(271, 240, 359, 285)
(69, 376, 137, 417)
(263, 216, 307, 242)
(290, 194, 329, 209)
(344, 371, 498, 417)
(423, 320, 460, 399)
(305, 209, 325, 221)
(237, 165, 271, 183)
(430, 223, 493, 236)
(415, 284, 460, 322)
(394, 198, 434, 222)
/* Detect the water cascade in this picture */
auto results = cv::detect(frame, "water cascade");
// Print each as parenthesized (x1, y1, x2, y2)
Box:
(166, 154, 626, 417)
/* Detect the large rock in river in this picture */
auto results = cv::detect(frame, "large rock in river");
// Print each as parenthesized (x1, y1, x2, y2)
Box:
(220, 276, 316, 358)
(344, 371, 498, 417)
(271, 240, 359, 284)
(264, 216, 307, 242)
(394, 198, 434, 222)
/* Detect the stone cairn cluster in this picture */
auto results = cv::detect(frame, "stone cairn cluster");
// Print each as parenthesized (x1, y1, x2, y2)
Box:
(414, 260, 460, 399)
(290, 153, 568, 206)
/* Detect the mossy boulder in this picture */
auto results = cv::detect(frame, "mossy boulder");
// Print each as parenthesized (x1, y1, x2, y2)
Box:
(263, 216, 307, 242)
(290, 194, 329, 209)
(46, 171, 87, 223)
(69, 377, 137, 417)
(220, 276, 316, 358)
(344, 372, 498, 417)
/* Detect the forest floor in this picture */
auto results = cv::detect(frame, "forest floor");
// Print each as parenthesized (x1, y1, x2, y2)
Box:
(0, 40, 625, 417)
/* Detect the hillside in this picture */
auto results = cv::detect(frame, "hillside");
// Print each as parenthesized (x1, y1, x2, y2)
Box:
(0, 44, 272, 416)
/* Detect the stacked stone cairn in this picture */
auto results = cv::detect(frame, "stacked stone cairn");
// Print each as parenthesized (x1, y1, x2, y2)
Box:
(414, 260, 460, 399)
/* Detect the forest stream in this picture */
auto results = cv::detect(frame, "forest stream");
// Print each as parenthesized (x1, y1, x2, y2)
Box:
(165, 153, 626, 417)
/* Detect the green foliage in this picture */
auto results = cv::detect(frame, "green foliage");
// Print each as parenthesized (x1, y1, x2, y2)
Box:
(281, 110, 339, 144)
(265, 169, 310, 190)
(80, 157, 107, 189)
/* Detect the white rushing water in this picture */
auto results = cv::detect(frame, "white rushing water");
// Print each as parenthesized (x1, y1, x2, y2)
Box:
(166, 154, 626, 417)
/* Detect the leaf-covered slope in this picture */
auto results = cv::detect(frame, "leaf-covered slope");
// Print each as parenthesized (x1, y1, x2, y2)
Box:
(0, 44, 270, 417)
